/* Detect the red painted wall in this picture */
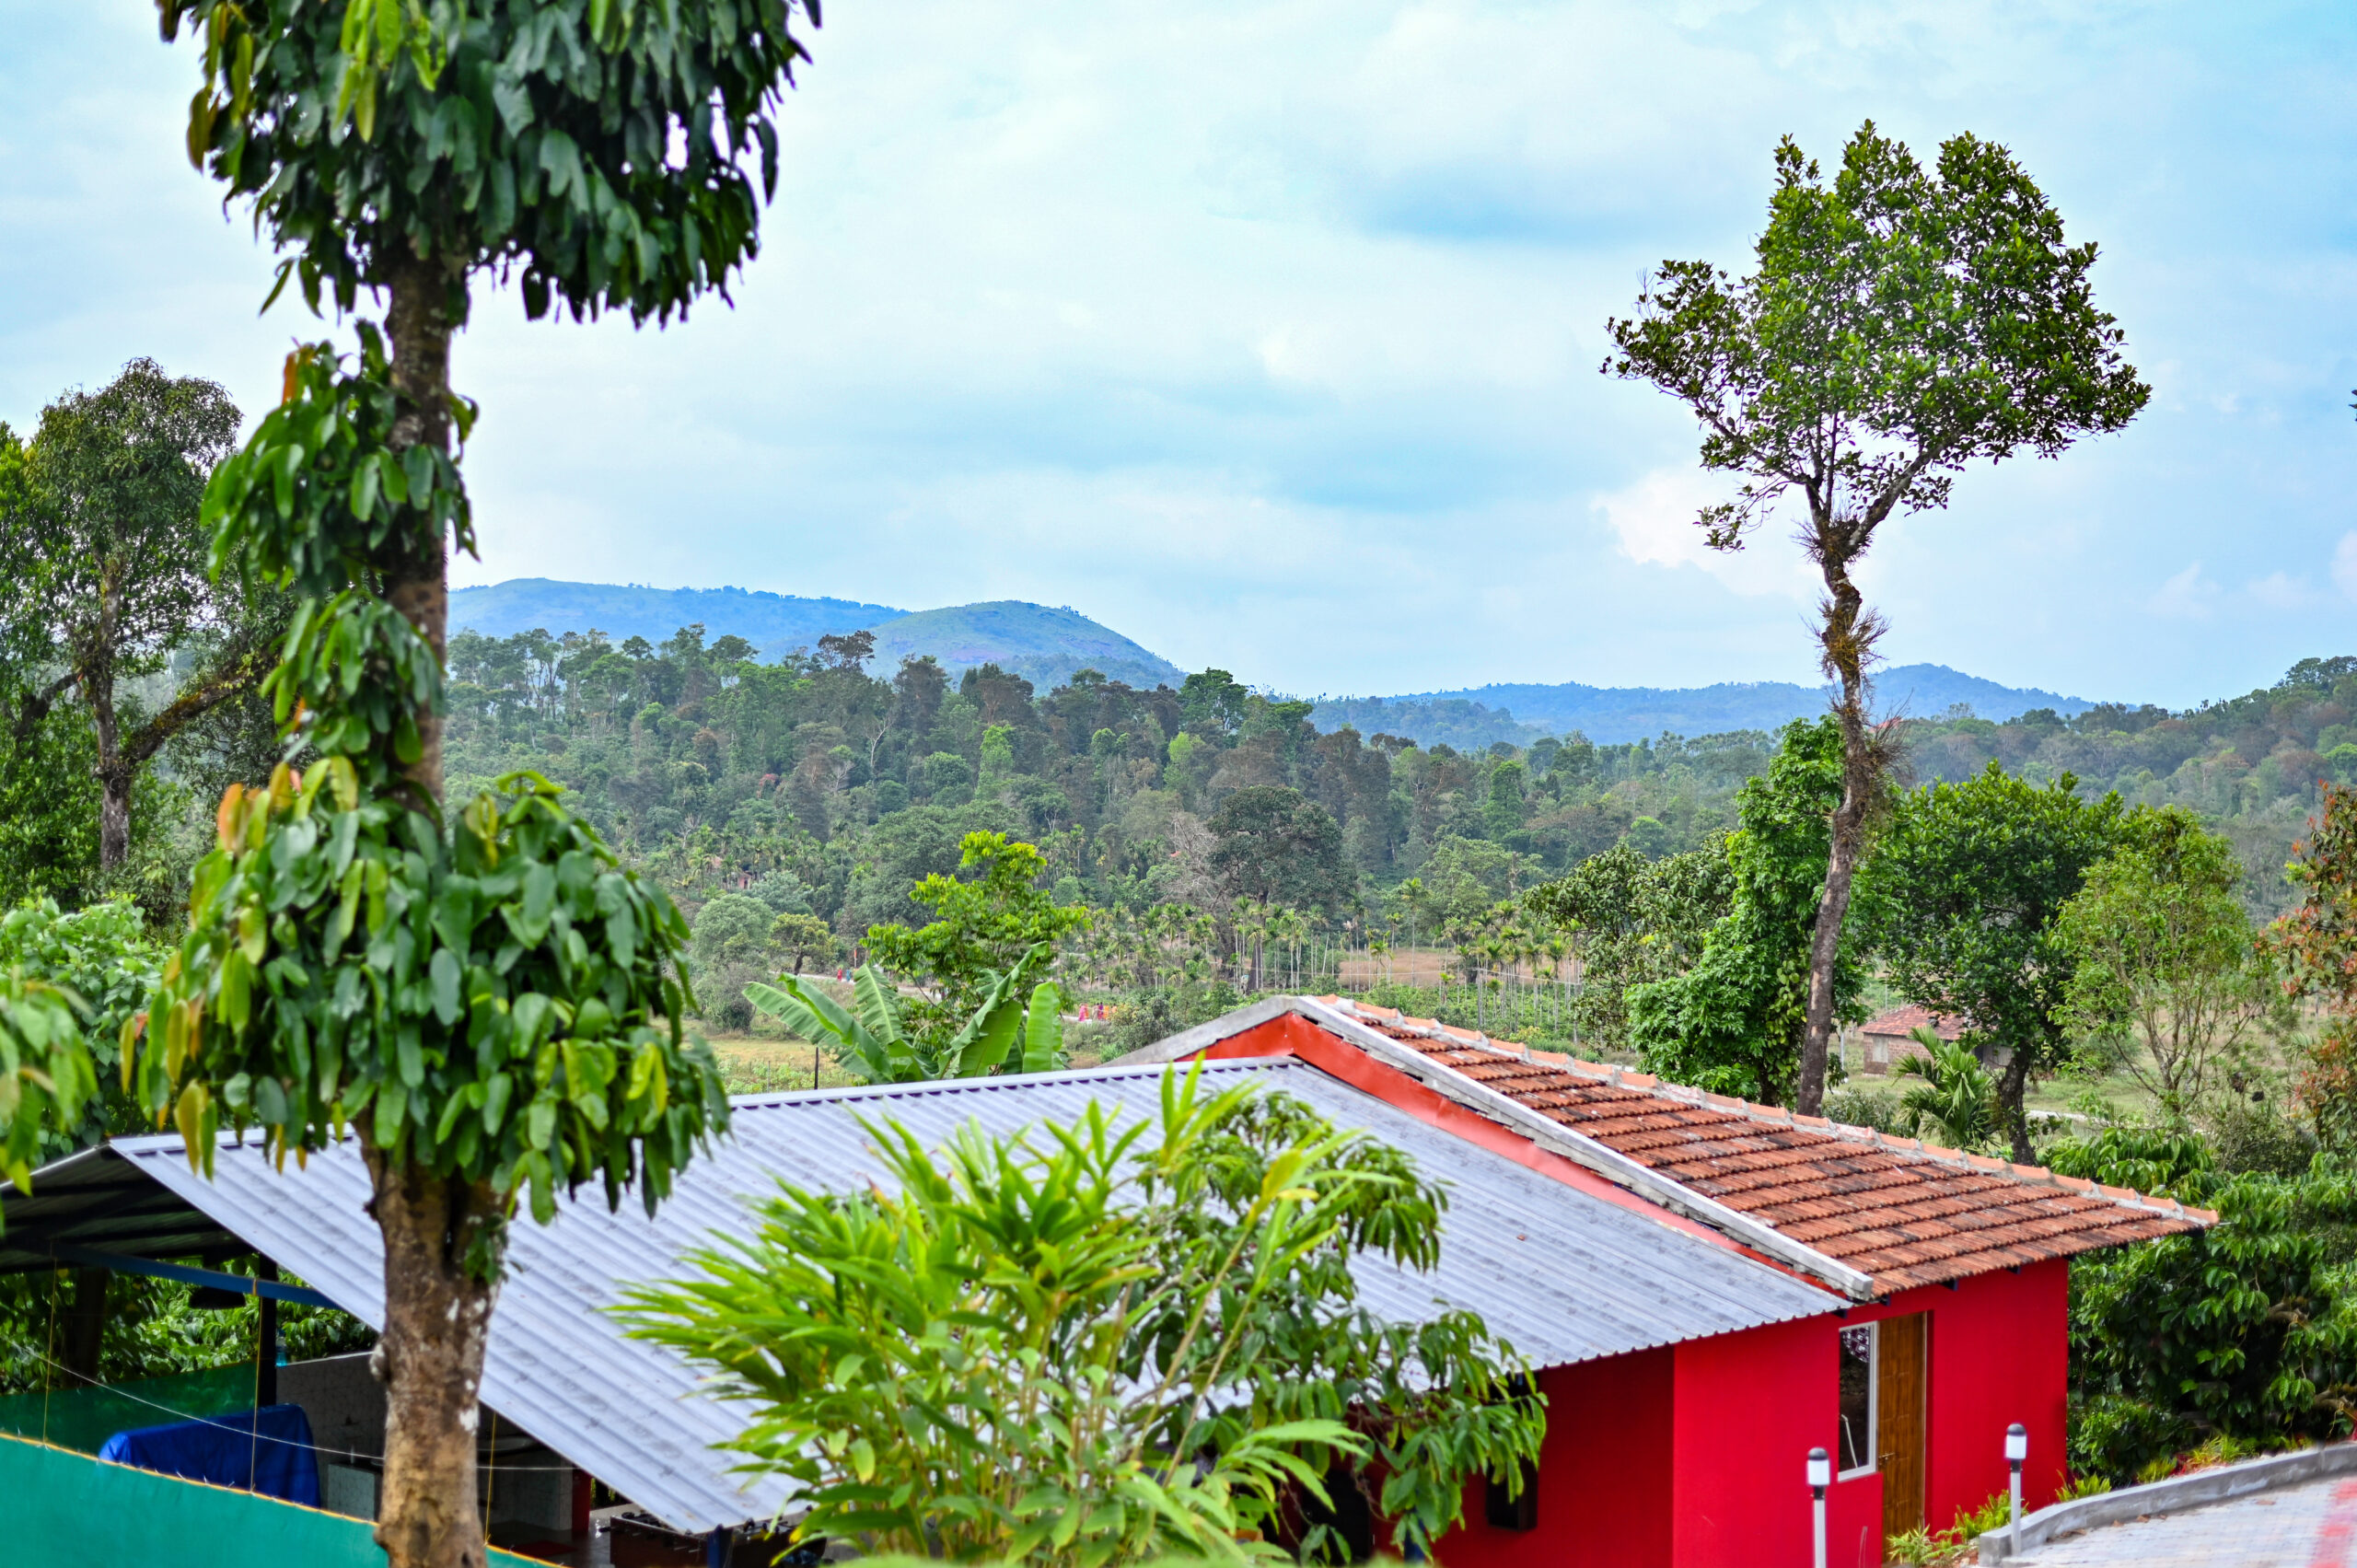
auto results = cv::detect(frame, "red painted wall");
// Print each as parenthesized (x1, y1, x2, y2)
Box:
(1661, 1272, 2071, 1568)
(1670, 1314, 1886, 1568)
(1433, 1349, 1675, 1568)
(1915, 1260, 2073, 1523)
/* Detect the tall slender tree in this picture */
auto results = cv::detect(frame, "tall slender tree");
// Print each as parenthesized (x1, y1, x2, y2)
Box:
(133, 5, 822, 1565)
(1604, 122, 2148, 1114)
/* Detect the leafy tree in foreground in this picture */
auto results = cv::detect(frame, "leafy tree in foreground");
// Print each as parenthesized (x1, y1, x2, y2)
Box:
(1605, 121, 2150, 1115)
(620, 1070, 1544, 1565)
(0, 364, 279, 877)
(134, 4, 819, 1563)
(1855, 763, 2126, 1161)
(1627, 717, 1863, 1102)
(2055, 808, 2281, 1120)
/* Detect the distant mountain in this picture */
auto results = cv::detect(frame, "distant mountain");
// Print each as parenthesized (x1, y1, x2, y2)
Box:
(452, 580, 2097, 742)
(447, 580, 1184, 691)
(449, 579, 905, 650)
(865, 601, 1185, 692)
(1317, 665, 2097, 748)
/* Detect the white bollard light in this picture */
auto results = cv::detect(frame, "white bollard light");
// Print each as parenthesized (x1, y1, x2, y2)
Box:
(1807, 1446, 1830, 1568)
(2006, 1423, 2028, 1550)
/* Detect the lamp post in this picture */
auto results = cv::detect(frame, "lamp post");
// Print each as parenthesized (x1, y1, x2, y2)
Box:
(2006, 1423, 2028, 1550)
(1806, 1446, 1830, 1568)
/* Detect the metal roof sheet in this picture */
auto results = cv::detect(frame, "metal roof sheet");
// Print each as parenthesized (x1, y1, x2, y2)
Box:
(19, 1056, 1834, 1533)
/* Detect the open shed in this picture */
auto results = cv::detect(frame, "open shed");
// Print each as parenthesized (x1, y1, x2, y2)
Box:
(2, 1051, 1848, 1560)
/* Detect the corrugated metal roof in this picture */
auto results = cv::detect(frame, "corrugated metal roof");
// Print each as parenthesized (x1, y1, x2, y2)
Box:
(22, 1056, 1835, 1532)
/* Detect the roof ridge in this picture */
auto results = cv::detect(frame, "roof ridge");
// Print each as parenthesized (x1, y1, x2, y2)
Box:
(1311, 995, 2213, 1227)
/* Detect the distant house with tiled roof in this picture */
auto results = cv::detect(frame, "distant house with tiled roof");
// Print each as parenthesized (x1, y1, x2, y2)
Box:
(1852, 1003, 1971, 1075)
(1116, 994, 2209, 1568)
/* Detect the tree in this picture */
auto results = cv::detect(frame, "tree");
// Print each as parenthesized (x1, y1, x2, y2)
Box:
(769, 911, 835, 975)
(2055, 809, 2280, 1119)
(865, 830, 1090, 1051)
(2278, 784, 2357, 1143)
(1208, 786, 1353, 917)
(1605, 122, 2150, 1116)
(619, 1070, 1544, 1564)
(691, 890, 776, 970)
(1855, 763, 2127, 1159)
(1527, 839, 1732, 1051)
(0, 362, 276, 872)
(135, 5, 817, 1562)
(1625, 718, 1862, 1101)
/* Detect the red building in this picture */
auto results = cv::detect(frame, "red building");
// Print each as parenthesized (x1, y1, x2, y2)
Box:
(1852, 1004, 1970, 1076)
(1122, 996, 2211, 1568)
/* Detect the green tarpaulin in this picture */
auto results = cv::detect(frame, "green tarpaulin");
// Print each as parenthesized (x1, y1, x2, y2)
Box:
(0, 1430, 553, 1567)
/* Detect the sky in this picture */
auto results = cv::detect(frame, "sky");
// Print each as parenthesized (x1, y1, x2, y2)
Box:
(3, 2, 2353, 708)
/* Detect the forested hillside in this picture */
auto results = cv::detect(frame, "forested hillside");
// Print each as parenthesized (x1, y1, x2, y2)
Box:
(441, 622, 2356, 956)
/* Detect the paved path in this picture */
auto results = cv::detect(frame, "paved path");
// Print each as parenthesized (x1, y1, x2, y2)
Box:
(2012, 1473, 2357, 1565)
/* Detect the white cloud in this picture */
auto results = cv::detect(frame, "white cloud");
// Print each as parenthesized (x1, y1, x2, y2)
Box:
(2148, 563, 2219, 621)
(2335, 533, 2357, 602)
(2247, 570, 2319, 610)
(1592, 470, 1817, 599)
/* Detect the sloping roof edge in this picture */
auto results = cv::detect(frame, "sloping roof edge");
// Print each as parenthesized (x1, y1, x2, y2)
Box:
(1114, 996, 1882, 1301)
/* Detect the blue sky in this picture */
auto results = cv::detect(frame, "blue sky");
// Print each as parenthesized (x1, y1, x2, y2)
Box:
(4, 2, 2353, 708)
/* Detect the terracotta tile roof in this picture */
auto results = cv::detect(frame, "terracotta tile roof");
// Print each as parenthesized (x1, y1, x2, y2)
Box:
(1859, 1004, 1969, 1041)
(1310, 997, 2213, 1295)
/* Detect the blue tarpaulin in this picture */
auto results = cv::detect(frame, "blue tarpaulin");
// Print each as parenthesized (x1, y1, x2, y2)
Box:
(98, 1403, 321, 1505)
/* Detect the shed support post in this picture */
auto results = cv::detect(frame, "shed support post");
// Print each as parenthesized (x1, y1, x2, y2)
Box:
(256, 1258, 279, 1409)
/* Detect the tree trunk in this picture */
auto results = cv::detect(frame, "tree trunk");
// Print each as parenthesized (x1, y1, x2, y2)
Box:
(366, 1141, 500, 1568)
(375, 251, 483, 1568)
(87, 570, 130, 871)
(1794, 525, 1883, 1118)
(1996, 1045, 2035, 1164)
(384, 253, 455, 804)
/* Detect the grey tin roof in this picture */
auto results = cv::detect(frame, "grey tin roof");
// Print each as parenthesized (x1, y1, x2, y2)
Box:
(12, 1056, 1835, 1532)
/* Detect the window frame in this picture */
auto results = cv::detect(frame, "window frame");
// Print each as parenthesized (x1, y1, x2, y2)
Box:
(1837, 1319, 1880, 1481)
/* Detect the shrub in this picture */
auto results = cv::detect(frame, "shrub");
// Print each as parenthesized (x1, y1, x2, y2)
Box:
(620, 1071, 1543, 1564)
(2051, 1127, 2357, 1481)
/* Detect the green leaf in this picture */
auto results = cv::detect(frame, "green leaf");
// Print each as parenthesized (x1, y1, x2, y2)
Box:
(429, 947, 462, 1027)
(1020, 982, 1064, 1075)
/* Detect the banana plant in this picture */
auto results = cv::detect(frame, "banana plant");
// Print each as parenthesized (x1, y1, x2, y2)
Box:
(938, 945, 1064, 1079)
(744, 944, 1066, 1086)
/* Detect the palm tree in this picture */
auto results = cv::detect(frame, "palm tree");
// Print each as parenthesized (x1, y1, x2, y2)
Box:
(1896, 1028, 2001, 1150)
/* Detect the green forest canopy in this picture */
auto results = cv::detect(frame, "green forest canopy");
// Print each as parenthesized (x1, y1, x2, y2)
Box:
(438, 626, 2355, 945)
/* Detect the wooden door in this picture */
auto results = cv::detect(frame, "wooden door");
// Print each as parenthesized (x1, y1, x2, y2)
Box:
(1879, 1313, 1929, 1539)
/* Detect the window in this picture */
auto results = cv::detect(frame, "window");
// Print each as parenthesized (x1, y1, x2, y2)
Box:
(1484, 1459, 1538, 1531)
(1838, 1323, 1878, 1477)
